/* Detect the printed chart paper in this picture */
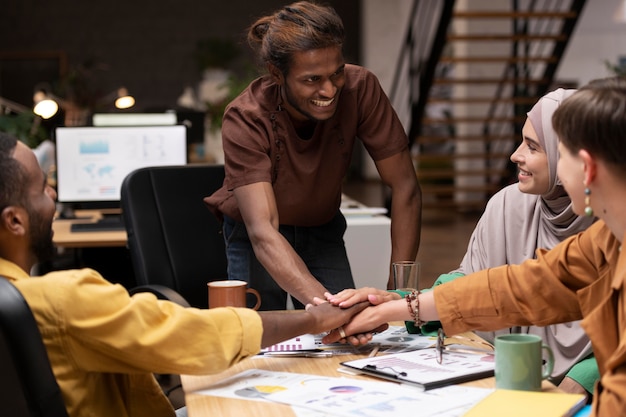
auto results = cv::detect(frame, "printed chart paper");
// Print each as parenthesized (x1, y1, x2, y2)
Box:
(194, 368, 492, 417)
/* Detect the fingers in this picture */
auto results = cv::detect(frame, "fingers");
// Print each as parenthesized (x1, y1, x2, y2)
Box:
(326, 288, 378, 307)
(322, 326, 383, 345)
(340, 324, 388, 346)
(345, 333, 371, 346)
(308, 300, 370, 335)
(371, 323, 390, 334)
(321, 303, 389, 344)
(325, 289, 358, 305)
(321, 327, 349, 344)
(345, 300, 370, 316)
(367, 292, 398, 305)
(337, 326, 347, 339)
(311, 296, 328, 306)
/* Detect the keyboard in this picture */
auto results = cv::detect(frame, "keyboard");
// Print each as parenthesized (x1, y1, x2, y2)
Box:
(70, 218, 125, 232)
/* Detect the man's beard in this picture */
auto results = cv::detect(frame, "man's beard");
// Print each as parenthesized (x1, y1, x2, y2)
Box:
(283, 82, 332, 123)
(27, 206, 55, 263)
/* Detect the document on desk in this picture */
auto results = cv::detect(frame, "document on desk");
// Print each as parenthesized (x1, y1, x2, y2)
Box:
(264, 371, 493, 417)
(341, 347, 494, 390)
(195, 368, 492, 417)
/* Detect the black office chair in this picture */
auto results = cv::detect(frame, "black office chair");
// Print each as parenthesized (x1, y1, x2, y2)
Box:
(121, 164, 228, 308)
(0, 277, 69, 417)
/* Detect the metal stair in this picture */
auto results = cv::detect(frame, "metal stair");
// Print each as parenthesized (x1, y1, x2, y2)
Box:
(397, 0, 586, 211)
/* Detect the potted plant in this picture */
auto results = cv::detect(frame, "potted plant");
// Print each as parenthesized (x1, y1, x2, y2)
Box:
(605, 57, 626, 77)
(185, 36, 258, 163)
(0, 111, 48, 148)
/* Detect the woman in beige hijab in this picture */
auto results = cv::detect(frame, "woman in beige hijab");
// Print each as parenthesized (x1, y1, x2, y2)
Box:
(442, 88, 597, 397)
(455, 88, 594, 275)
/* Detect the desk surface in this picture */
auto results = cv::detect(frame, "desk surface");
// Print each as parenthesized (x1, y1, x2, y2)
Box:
(180, 331, 558, 416)
(52, 210, 127, 248)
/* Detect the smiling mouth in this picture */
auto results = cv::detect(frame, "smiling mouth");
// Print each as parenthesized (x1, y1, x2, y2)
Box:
(519, 168, 532, 177)
(311, 97, 335, 107)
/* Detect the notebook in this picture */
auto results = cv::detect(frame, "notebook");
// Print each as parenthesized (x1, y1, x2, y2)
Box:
(340, 347, 494, 391)
(463, 389, 587, 417)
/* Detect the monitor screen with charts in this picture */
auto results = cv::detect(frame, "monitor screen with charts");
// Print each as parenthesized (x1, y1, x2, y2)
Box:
(55, 125, 187, 210)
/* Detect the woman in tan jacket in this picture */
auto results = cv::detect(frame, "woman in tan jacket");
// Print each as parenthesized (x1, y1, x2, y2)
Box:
(324, 76, 626, 417)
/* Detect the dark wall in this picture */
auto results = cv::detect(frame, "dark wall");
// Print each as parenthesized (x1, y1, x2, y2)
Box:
(0, 0, 360, 112)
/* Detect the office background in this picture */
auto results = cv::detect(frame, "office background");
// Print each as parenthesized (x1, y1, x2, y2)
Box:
(0, 0, 360, 113)
(2, 0, 626, 287)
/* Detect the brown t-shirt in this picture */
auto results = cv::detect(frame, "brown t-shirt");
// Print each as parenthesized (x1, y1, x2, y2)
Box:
(204, 64, 408, 226)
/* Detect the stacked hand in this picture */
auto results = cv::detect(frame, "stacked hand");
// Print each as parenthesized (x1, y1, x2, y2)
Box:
(325, 287, 401, 307)
(315, 287, 402, 345)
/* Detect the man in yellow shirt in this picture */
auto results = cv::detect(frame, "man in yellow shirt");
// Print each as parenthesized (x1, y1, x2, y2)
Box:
(0, 132, 368, 417)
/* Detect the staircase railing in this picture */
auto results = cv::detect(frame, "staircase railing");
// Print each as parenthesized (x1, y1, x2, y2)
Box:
(482, 0, 587, 187)
(389, 0, 586, 210)
(389, 0, 456, 145)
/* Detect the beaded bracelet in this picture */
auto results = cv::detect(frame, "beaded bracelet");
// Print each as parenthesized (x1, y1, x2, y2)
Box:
(405, 290, 425, 327)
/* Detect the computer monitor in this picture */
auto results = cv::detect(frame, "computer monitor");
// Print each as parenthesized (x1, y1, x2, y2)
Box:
(55, 125, 187, 211)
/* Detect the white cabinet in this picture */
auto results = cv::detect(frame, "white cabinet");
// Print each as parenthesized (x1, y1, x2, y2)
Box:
(341, 195, 391, 290)
(344, 214, 391, 290)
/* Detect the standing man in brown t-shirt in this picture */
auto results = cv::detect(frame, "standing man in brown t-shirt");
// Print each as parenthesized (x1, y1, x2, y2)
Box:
(205, 1, 422, 310)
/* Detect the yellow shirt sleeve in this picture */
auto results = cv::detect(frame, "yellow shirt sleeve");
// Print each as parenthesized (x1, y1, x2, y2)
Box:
(18, 268, 263, 376)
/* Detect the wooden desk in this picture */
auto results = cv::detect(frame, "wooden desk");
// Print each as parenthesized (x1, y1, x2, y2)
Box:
(180, 331, 558, 416)
(52, 210, 127, 248)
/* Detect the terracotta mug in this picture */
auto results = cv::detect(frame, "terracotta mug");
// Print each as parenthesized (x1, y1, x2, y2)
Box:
(207, 280, 261, 310)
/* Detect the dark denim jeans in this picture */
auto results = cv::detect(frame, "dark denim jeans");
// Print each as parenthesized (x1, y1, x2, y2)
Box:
(223, 211, 354, 310)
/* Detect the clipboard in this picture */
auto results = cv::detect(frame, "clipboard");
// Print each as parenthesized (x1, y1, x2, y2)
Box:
(340, 347, 494, 391)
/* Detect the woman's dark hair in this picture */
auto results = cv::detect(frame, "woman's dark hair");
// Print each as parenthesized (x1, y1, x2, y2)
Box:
(552, 76, 626, 173)
(247, 1, 345, 75)
(0, 132, 27, 211)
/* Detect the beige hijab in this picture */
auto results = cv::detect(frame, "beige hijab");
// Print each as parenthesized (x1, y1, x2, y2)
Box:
(454, 88, 596, 380)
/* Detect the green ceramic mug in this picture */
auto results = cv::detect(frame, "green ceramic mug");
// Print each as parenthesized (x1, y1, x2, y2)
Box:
(495, 334, 554, 391)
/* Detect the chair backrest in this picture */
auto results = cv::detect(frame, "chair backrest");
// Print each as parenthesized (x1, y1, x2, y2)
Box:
(121, 164, 227, 308)
(0, 278, 69, 417)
